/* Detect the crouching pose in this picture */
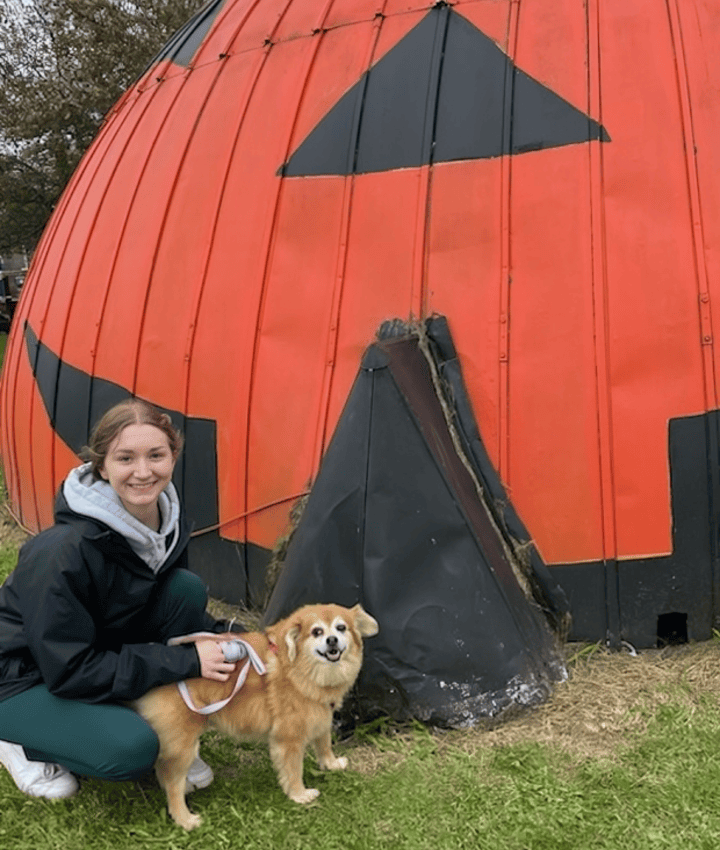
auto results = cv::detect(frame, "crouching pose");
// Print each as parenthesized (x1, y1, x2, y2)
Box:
(0, 400, 237, 799)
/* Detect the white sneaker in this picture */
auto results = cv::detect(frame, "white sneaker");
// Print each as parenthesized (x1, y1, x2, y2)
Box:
(0, 740, 79, 799)
(185, 756, 213, 793)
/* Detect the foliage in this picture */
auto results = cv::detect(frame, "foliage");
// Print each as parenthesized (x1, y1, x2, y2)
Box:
(0, 0, 204, 252)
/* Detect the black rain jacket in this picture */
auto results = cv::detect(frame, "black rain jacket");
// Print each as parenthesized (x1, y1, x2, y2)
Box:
(0, 488, 220, 704)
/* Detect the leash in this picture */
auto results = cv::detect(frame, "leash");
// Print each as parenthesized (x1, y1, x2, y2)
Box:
(171, 636, 267, 716)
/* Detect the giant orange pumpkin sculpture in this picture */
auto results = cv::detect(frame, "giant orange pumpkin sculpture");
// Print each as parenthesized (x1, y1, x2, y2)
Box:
(2, 0, 719, 665)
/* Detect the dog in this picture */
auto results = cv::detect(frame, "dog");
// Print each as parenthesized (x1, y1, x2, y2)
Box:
(131, 603, 379, 830)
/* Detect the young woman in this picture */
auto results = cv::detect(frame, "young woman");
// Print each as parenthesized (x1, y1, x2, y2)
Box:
(0, 399, 237, 799)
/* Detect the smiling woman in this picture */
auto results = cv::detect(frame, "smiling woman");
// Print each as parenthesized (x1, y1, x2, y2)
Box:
(70, 400, 186, 540)
(86, 403, 182, 530)
(98, 424, 176, 529)
(0, 398, 242, 802)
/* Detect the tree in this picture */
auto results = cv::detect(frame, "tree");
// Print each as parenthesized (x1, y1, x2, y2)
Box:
(0, 0, 204, 253)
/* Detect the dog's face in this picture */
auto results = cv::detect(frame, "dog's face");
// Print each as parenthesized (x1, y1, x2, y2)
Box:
(269, 603, 379, 689)
(307, 613, 351, 662)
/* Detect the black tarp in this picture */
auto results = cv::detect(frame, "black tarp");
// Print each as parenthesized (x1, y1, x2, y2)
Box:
(263, 319, 568, 727)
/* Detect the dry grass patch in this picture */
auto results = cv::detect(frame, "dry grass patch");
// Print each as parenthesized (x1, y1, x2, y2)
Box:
(346, 638, 720, 774)
(476, 640, 720, 759)
(0, 499, 28, 551)
(207, 597, 261, 631)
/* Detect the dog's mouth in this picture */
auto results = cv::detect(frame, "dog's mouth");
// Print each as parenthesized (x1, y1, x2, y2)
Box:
(317, 646, 344, 662)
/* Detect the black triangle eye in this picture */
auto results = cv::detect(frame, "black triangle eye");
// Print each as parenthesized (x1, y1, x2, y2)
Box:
(281, 5, 609, 177)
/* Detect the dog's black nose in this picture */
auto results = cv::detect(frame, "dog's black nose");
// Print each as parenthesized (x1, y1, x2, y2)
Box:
(326, 635, 338, 648)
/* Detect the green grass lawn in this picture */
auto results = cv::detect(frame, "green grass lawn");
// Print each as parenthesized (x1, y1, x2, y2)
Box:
(0, 694, 718, 850)
(2, 443, 720, 847)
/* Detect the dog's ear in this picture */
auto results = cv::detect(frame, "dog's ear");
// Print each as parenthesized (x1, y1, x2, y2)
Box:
(351, 604, 379, 637)
(284, 623, 302, 662)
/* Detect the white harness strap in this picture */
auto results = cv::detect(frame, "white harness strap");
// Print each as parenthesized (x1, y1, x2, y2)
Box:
(175, 638, 267, 716)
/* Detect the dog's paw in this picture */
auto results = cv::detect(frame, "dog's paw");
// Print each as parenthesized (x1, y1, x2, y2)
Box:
(172, 811, 203, 831)
(290, 788, 320, 804)
(322, 755, 348, 771)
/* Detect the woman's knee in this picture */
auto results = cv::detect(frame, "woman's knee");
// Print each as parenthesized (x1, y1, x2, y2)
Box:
(165, 569, 208, 613)
(0, 688, 160, 782)
(148, 568, 210, 640)
(92, 719, 159, 781)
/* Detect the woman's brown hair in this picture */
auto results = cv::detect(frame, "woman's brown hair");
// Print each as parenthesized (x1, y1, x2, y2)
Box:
(81, 399, 184, 480)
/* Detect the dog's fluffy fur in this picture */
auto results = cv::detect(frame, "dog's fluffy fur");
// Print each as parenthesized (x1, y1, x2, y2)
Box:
(131, 603, 379, 830)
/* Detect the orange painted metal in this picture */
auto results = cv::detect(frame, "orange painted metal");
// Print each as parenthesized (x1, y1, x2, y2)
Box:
(1, 0, 719, 582)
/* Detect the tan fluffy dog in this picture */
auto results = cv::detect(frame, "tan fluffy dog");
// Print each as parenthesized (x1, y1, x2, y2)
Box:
(131, 603, 379, 830)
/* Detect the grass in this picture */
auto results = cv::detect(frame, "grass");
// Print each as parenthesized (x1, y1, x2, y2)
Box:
(2, 416, 720, 846)
(0, 697, 719, 849)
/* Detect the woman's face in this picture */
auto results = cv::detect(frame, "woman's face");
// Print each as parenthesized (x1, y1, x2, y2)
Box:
(99, 423, 176, 525)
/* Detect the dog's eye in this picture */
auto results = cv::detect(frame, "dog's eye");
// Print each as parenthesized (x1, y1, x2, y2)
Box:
(336, 623, 347, 632)
(312, 627, 324, 638)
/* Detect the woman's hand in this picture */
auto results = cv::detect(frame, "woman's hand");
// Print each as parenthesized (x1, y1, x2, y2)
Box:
(195, 639, 236, 682)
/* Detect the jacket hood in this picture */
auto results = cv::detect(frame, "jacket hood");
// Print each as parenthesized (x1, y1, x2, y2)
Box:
(62, 463, 181, 574)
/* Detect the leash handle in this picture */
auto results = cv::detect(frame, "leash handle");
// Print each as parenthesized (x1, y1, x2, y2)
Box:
(176, 638, 267, 715)
(220, 640, 247, 662)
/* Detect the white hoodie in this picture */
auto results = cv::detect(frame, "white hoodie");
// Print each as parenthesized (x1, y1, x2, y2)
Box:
(63, 463, 181, 574)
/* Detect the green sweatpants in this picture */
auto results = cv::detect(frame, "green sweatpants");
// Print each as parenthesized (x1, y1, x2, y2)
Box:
(0, 568, 210, 781)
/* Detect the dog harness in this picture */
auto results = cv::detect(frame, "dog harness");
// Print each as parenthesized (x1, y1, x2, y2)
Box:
(174, 636, 267, 716)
